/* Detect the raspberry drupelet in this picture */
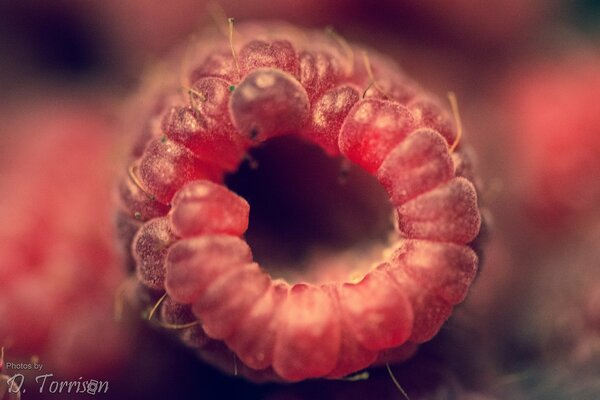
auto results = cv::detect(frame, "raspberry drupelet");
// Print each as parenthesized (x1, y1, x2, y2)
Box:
(116, 21, 482, 381)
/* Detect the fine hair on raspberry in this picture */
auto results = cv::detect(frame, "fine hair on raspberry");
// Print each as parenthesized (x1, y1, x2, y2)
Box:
(116, 20, 483, 382)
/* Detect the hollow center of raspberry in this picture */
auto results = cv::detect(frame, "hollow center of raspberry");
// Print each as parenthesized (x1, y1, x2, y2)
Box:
(225, 136, 395, 284)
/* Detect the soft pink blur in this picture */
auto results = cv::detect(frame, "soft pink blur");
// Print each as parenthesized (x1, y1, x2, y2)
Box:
(502, 50, 600, 226)
(0, 96, 130, 377)
(1, 0, 599, 397)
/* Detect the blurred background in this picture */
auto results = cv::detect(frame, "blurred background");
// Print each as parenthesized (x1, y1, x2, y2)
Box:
(1, 1, 599, 399)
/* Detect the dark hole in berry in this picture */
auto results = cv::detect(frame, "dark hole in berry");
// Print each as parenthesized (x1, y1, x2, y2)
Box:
(225, 136, 394, 283)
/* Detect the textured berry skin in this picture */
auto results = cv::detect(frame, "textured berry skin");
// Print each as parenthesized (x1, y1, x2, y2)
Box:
(117, 21, 482, 381)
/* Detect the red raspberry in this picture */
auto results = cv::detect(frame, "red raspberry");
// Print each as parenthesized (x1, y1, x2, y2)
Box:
(503, 51, 600, 226)
(117, 21, 482, 381)
(0, 99, 130, 377)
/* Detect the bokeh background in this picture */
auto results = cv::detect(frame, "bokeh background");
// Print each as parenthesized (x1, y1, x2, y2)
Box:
(1, 1, 599, 399)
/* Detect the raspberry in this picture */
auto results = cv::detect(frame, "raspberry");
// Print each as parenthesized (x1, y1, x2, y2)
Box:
(303, 84, 361, 155)
(168, 180, 250, 237)
(397, 178, 480, 244)
(117, 175, 170, 221)
(408, 97, 457, 145)
(133, 217, 177, 290)
(503, 51, 600, 226)
(390, 240, 478, 305)
(226, 281, 289, 370)
(162, 77, 247, 171)
(158, 295, 210, 349)
(0, 99, 129, 377)
(272, 283, 340, 380)
(339, 98, 416, 173)
(230, 69, 310, 141)
(238, 40, 299, 76)
(165, 235, 253, 304)
(192, 262, 270, 340)
(337, 269, 413, 351)
(118, 21, 483, 381)
(137, 138, 221, 204)
(377, 128, 454, 206)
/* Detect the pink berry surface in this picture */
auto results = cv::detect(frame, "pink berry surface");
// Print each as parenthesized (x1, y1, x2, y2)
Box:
(0, 98, 131, 380)
(116, 21, 482, 382)
(3, 1, 599, 398)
